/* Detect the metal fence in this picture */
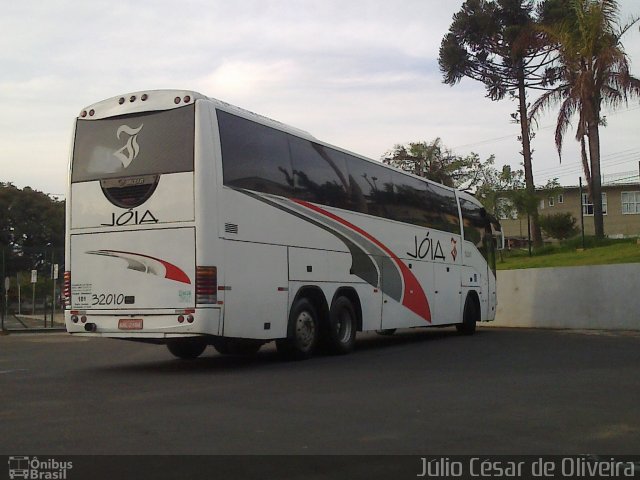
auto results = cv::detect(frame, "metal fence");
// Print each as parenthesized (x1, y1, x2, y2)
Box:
(1, 247, 65, 331)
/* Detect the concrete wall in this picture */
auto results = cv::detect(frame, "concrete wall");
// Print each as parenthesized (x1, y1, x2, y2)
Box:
(489, 263, 640, 330)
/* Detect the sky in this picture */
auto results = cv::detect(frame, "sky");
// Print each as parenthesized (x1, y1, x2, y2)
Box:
(1, 0, 640, 198)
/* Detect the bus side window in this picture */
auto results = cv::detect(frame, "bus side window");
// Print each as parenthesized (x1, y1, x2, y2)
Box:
(218, 110, 294, 197)
(426, 182, 460, 234)
(289, 138, 349, 209)
(388, 174, 425, 226)
(346, 156, 393, 218)
(460, 198, 489, 260)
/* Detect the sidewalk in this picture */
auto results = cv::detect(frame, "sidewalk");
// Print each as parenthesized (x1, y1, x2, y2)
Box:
(1, 312, 65, 332)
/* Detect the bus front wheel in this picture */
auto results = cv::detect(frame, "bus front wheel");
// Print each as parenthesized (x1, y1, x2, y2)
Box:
(277, 298, 319, 360)
(166, 338, 207, 359)
(456, 294, 478, 336)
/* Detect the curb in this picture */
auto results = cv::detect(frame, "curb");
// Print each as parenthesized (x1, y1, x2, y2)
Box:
(1, 328, 66, 335)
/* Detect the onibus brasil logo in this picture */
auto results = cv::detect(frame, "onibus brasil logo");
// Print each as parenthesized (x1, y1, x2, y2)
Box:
(8, 456, 72, 479)
(113, 124, 143, 169)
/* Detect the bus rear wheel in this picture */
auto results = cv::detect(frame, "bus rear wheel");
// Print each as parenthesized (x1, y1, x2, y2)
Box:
(325, 296, 357, 354)
(277, 298, 319, 360)
(166, 338, 207, 359)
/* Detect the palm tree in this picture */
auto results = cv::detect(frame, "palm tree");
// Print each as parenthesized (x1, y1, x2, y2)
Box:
(530, 0, 640, 237)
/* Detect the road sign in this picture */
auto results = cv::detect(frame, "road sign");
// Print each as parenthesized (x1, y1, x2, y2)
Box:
(4, 277, 9, 292)
(52, 264, 59, 280)
(31, 270, 38, 284)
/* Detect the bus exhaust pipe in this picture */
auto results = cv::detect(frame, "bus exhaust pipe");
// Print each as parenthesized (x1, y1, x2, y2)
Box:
(84, 323, 97, 332)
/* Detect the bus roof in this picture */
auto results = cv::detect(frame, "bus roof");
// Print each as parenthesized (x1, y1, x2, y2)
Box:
(80, 89, 460, 196)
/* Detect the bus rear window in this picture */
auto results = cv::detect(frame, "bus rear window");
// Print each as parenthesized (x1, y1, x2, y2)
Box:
(72, 104, 195, 183)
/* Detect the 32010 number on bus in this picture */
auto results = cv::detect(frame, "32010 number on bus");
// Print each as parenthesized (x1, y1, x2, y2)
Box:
(92, 293, 126, 306)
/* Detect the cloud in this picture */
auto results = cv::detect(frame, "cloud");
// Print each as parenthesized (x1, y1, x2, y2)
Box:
(0, 0, 639, 194)
(195, 60, 299, 98)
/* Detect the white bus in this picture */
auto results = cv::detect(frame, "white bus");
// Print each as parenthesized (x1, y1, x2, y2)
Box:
(65, 90, 501, 359)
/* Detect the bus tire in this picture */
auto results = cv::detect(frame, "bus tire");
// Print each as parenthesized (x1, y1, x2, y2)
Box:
(326, 296, 357, 354)
(277, 298, 319, 360)
(456, 294, 478, 336)
(166, 338, 207, 359)
(211, 337, 231, 355)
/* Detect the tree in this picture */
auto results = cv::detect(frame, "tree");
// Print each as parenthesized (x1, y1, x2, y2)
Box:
(475, 163, 527, 218)
(439, 0, 559, 247)
(529, 0, 640, 237)
(381, 138, 493, 190)
(0, 183, 65, 273)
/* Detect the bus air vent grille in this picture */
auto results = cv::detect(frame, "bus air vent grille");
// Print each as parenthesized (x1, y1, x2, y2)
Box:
(225, 223, 239, 234)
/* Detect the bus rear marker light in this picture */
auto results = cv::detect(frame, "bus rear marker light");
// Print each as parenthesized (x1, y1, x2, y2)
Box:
(196, 266, 217, 304)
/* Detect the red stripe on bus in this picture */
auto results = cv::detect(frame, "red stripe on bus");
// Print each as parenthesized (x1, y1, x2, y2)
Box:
(99, 250, 191, 284)
(292, 199, 431, 322)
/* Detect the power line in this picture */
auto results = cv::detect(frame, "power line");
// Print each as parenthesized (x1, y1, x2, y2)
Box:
(534, 150, 640, 177)
(534, 154, 640, 183)
(451, 104, 640, 151)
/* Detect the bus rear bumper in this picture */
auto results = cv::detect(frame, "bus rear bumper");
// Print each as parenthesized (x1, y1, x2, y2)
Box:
(64, 308, 221, 338)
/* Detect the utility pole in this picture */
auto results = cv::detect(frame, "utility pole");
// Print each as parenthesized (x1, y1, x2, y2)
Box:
(3, 277, 8, 332)
(52, 252, 58, 328)
(17, 272, 21, 315)
(2, 249, 6, 331)
(527, 214, 532, 257)
(579, 177, 586, 249)
(31, 269, 37, 317)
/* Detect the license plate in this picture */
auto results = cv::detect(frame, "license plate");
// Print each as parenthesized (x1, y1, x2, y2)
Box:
(118, 319, 143, 330)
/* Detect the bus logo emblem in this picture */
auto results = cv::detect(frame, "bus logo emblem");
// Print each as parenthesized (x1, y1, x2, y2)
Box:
(114, 124, 143, 168)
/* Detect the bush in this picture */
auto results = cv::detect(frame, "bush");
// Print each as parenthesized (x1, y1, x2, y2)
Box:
(539, 213, 579, 240)
(562, 235, 634, 250)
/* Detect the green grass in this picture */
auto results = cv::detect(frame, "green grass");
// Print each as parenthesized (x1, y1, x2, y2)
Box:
(497, 237, 640, 270)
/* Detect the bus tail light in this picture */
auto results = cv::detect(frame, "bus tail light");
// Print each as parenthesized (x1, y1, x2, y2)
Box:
(196, 266, 217, 304)
(64, 271, 71, 308)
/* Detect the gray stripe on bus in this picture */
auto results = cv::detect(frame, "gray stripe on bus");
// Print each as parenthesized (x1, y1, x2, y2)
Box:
(236, 189, 380, 289)
(235, 189, 403, 303)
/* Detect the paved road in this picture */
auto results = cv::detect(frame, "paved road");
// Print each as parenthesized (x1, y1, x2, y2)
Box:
(1, 328, 639, 455)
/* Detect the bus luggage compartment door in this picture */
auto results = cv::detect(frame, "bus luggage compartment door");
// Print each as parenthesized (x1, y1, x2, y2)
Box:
(69, 227, 196, 311)
(221, 241, 288, 340)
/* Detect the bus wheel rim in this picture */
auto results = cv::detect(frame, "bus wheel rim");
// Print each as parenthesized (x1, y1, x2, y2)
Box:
(295, 311, 315, 348)
(337, 309, 352, 343)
